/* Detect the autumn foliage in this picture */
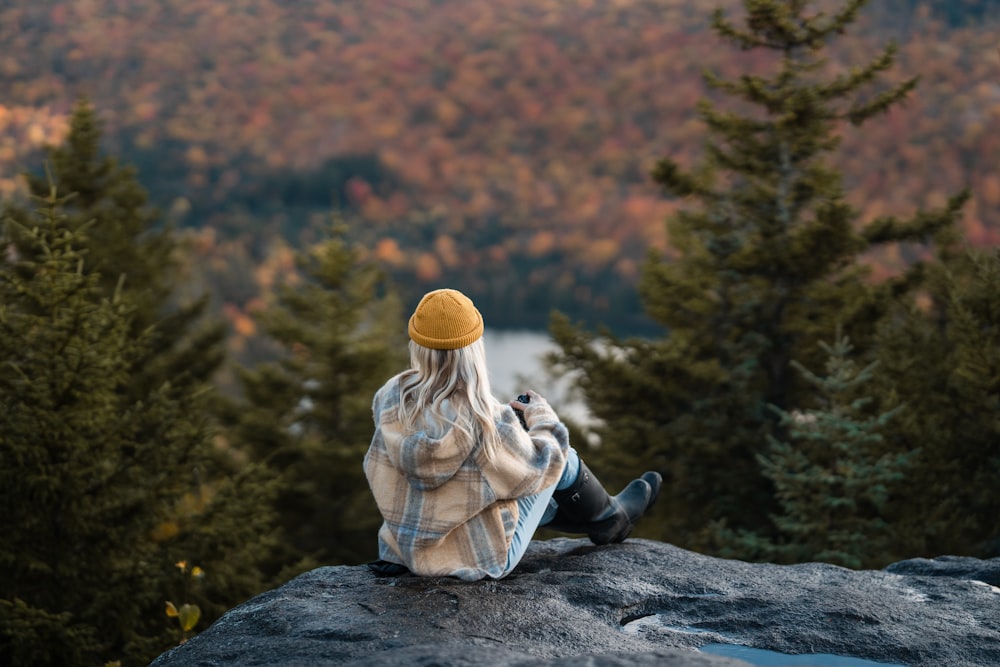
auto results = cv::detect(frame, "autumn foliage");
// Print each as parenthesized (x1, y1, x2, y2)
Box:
(0, 0, 998, 341)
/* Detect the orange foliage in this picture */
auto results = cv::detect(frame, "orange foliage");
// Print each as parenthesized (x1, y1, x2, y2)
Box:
(434, 234, 461, 269)
(374, 237, 406, 267)
(980, 174, 1000, 208)
(0, 104, 71, 196)
(581, 238, 621, 269)
(528, 230, 557, 257)
(0, 0, 997, 322)
(414, 252, 442, 282)
(223, 303, 257, 338)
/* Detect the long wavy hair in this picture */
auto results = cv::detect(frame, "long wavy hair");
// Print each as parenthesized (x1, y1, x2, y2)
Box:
(397, 338, 502, 460)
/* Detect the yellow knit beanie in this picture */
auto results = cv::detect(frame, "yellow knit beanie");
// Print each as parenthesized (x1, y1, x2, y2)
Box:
(408, 288, 484, 350)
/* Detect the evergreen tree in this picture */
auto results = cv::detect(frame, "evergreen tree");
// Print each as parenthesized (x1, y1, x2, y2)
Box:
(4, 97, 225, 400)
(219, 219, 408, 573)
(874, 248, 1000, 557)
(549, 0, 967, 555)
(721, 332, 909, 569)
(0, 187, 276, 667)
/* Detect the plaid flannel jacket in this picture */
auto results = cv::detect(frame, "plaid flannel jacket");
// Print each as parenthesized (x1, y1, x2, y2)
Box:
(364, 374, 569, 580)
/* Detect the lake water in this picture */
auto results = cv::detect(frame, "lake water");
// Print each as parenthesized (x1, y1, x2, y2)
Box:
(483, 328, 591, 425)
(621, 619, 909, 667)
(700, 644, 908, 667)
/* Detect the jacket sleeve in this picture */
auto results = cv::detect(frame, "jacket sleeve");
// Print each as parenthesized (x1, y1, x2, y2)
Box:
(479, 402, 569, 501)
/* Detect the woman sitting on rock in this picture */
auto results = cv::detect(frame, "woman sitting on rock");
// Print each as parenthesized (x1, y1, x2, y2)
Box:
(364, 288, 661, 580)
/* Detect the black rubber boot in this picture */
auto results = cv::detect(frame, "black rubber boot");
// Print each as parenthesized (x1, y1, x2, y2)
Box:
(544, 462, 662, 545)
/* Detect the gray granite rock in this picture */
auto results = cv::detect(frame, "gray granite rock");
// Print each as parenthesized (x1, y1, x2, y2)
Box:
(884, 554, 1000, 586)
(150, 538, 1000, 667)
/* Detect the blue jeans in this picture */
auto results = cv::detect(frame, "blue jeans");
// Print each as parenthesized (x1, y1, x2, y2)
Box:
(500, 447, 580, 577)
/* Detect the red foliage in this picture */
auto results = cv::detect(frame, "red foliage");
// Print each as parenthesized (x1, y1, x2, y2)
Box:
(0, 0, 996, 325)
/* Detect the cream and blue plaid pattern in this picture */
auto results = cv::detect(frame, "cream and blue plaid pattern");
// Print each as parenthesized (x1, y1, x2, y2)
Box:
(364, 375, 569, 580)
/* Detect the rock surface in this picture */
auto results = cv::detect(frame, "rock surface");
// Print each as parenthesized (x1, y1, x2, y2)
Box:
(884, 554, 1000, 586)
(150, 538, 1000, 667)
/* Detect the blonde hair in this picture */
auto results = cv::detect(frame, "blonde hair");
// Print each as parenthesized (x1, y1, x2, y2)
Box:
(397, 338, 502, 460)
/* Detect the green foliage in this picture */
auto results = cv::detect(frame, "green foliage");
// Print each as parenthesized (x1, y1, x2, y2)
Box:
(1, 190, 150, 664)
(719, 332, 909, 569)
(549, 0, 966, 556)
(0, 188, 276, 666)
(874, 248, 1000, 557)
(164, 561, 205, 644)
(219, 218, 408, 573)
(5, 97, 226, 400)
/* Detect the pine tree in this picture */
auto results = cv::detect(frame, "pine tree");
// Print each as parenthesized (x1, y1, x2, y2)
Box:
(549, 0, 967, 554)
(0, 186, 276, 667)
(874, 248, 1000, 557)
(219, 219, 408, 573)
(721, 332, 909, 569)
(4, 97, 225, 400)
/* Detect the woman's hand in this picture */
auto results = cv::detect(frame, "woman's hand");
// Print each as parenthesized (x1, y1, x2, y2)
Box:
(510, 390, 547, 430)
(509, 389, 549, 413)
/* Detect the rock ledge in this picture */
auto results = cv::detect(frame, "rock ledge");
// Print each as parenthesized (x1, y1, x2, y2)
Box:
(151, 538, 1000, 667)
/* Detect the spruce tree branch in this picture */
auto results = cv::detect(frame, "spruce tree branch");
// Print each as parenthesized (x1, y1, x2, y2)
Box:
(845, 79, 919, 126)
(706, 72, 788, 112)
(712, 8, 772, 50)
(3, 360, 30, 383)
(651, 158, 711, 199)
(827, 0, 868, 37)
(861, 190, 971, 246)
(820, 43, 899, 102)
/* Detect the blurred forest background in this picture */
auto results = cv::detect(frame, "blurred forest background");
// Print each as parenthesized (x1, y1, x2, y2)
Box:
(2, 0, 1000, 344)
(2, 0, 999, 665)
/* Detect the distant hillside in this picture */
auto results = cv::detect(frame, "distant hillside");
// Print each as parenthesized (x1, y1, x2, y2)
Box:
(1, 0, 998, 341)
